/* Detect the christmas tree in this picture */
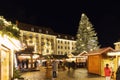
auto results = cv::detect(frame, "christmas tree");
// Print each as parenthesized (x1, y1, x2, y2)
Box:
(75, 13, 100, 55)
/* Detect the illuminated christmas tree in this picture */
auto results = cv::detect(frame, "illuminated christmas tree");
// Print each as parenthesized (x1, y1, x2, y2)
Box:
(75, 13, 100, 55)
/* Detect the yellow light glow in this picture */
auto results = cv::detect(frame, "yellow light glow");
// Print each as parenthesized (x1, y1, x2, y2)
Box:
(33, 54, 39, 59)
(0, 35, 22, 51)
(107, 51, 120, 56)
(21, 56, 30, 59)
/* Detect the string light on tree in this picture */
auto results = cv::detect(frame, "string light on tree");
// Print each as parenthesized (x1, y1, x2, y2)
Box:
(75, 13, 100, 55)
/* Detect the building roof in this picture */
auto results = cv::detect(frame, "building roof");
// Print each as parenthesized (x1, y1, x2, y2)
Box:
(77, 51, 88, 56)
(16, 21, 76, 40)
(17, 21, 55, 35)
(55, 33, 76, 40)
(85, 47, 115, 56)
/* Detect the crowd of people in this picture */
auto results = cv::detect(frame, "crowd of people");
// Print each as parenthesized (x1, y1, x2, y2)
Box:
(50, 59, 84, 80)
(42, 59, 79, 80)
(18, 58, 29, 69)
(43, 60, 86, 71)
(17, 58, 120, 80)
(17, 58, 39, 70)
(51, 61, 120, 80)
(16, 57, 120, 80)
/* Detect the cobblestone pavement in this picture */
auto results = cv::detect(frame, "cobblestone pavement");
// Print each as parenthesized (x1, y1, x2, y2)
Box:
(21, 67, 106, 80)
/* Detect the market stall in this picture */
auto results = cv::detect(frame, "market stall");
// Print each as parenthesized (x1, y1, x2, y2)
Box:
(86, 47, 115, 76)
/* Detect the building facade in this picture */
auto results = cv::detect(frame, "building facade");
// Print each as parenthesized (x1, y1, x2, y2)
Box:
(56, 34, 76, 55)
(0, 17, 22, 80)
(17, 22, 76, 56)
(114, 42, 120, 50)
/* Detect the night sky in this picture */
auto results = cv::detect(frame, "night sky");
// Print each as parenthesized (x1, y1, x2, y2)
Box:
(0, 1, 120, 48)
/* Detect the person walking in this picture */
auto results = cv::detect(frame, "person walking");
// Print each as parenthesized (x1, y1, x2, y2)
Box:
(104, 64, 111, 80)
(116, 66, 120, 80)
(34, 60, 38, 68)
(52, 59, 58, 80)
(21, 59, 25, 68)
(25, 58, 29, 69)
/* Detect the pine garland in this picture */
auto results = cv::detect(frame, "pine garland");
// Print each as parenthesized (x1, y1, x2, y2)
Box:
(0, 16, 20, 39)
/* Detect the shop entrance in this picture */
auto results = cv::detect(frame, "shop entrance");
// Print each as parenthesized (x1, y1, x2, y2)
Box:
(0, 45, 11, 80)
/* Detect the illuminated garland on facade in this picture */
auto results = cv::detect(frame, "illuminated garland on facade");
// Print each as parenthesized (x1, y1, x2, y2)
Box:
(0, 16, 20, 39)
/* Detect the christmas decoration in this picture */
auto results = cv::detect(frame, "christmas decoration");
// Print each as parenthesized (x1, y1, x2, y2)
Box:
(75, 13, 100, 55)
(0, 16, 20, 39)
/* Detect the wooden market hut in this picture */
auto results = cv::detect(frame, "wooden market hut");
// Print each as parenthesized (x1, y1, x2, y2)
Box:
(86, 47, 115, 76)
(74, 51, 88, 67)
(75, 51, 88, 63)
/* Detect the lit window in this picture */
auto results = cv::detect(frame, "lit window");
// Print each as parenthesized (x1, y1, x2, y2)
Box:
(65, 36, 67, 38)
(39, 29, 42, 32)
(31, 27, 34, 31)
(47, 49, 49, 53)
(47, 42, 49, 46)
(65, 47, 67, 49)
(72, 37, 74, 39)
(29, 40, 33, 43)
(23, 32, 26, 35)
(41, 42, 45, 46)
(68, 47, 70, 49)
(58, 35, 60, 37)
(72, 47, 74, 49)
(58, 51, 60, 54)
(68, 42, 69, 44)
(65, 41, 67, 44)
(46, 31, 48, 34)
(61, 52, 63, 55)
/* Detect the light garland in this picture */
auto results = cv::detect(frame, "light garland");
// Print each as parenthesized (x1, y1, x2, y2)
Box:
(0, 16, 20, 39)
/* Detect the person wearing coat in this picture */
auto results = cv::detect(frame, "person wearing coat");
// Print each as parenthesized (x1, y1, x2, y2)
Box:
(52, 59, 58, 80)
(104, 64, 111, 80)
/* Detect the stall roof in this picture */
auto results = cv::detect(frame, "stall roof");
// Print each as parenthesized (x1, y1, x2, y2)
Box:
(73, 51, 88, 58)
(16, 46, 34, 55)
(67, 53, 75, 58)
(43, 54, 69, 59)
(77, 51, 88, 56)
(85, 47, 115, 56)
(52, 54, 68, 59)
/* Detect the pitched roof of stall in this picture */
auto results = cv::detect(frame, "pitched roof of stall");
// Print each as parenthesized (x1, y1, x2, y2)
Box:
(78, 51, 88, 56)
(85, 47, 115, 56)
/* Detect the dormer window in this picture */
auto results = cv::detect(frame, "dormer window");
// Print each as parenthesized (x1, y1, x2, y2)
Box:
(58, 35, 60, 37)
(39, 29, 42, 32)
(65, 36, 67, 39)
(72, 37, 74, 40)
(46, 30, 48, 34)
(31, 27, 34, 31)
